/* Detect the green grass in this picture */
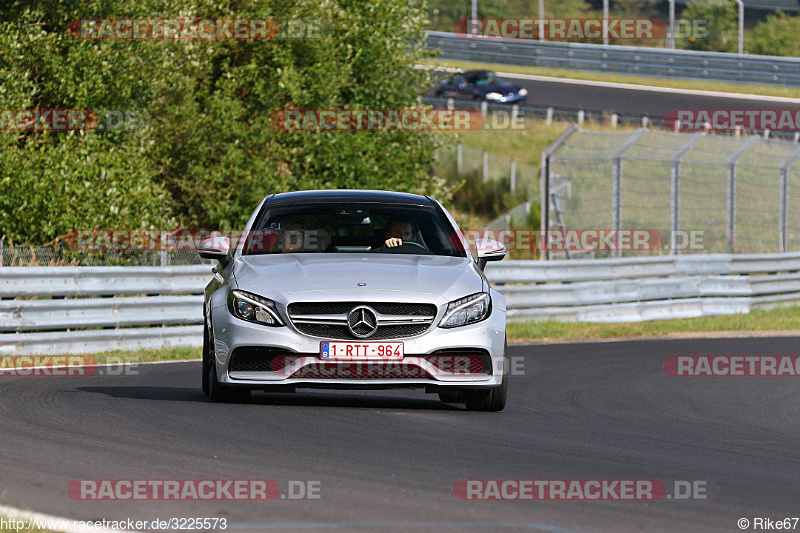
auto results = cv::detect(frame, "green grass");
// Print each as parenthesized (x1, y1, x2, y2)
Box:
(85, 346, 200, 365)
(422, 58, 800, 99)
(508, 305, 800, 343)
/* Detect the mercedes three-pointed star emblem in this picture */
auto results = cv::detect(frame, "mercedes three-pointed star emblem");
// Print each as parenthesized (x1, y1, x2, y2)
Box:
(347, 306, 378, 338)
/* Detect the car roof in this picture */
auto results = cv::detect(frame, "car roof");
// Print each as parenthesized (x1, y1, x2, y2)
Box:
(268, 189, 434, 206)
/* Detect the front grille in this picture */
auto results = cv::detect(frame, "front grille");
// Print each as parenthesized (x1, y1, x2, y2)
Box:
(287, 301, 437, 340)
(288, 302, 435, 316)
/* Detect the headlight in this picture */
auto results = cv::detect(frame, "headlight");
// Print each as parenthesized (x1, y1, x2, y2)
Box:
(227, 290, 284, 326)
(485, 92, 503, 100)
(518, 88, 528, 96)
(439, 292, 491, 328)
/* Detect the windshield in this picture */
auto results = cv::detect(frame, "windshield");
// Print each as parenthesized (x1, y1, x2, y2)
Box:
(242, 202, 466, 257)
(468, 71, 502, 86)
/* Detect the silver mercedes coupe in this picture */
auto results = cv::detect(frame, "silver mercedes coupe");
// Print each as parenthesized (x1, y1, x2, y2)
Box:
(199, 190, 508, 410)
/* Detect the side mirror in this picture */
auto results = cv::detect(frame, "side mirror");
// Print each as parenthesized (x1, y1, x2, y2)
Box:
(199, 236, 230, 263)
(475, 238, 506, 271)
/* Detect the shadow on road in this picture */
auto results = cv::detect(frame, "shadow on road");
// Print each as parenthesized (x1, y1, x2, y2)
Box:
(77, 386, 463, 410)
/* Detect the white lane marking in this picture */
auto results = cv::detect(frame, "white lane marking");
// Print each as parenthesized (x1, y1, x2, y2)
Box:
(416, 64, 800, 103)
(0, 503, 127, 533)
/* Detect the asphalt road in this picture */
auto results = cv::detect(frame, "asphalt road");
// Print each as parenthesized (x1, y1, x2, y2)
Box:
(1, 336, 799, 532)
(431, 71, 800, 117)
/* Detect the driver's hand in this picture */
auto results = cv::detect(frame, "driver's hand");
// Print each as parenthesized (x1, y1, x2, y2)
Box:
(385, 237, 403, 247)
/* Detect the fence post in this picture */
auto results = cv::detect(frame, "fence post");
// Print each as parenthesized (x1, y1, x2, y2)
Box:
(510, 159, 517, 194)
(447, 97, 454, 111)
(540, 124, 580, 260)
(456, 142, 463, 176)
(577, 110, 584, 125)
(779, 146, 800, 253)
(546, 107, 553, 125)
(611, 129, 648, 257)
(642, 116, 649, 128)
(610, 113, 618, 128)
(480, 101, 488, 117)
(726, 136, 759, 253)
(511, 104, 518, 124)
(671, 132, 704, 254)
(482, 150, 488, 183)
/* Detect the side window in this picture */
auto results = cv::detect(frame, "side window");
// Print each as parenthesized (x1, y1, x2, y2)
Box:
(452, 75, 466, 87)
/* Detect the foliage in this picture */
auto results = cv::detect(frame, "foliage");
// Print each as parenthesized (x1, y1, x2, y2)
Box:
(0, 0, 445, 243)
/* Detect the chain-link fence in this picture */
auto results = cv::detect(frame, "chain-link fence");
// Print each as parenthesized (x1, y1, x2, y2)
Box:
(434, 140, 538, 199)
(543, 124, 800, 258)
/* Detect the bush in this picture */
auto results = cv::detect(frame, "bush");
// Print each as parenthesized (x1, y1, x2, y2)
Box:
(749, 11, 800, 57)
(0, 0, 446, 242)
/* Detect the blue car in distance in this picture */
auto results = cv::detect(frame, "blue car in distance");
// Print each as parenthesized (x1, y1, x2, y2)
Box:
(434, 70, 528, 104)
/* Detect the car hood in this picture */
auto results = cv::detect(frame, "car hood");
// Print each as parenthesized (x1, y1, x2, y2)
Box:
(476, 81, 522, 95)
(232, 253, 484, 306)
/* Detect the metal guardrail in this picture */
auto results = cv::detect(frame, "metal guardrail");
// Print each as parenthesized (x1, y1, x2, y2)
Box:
(0, 265, 212, 355)
(486, 252, 800, 322)
(1, 254, 799, 354)
(426, 31, 800, 87)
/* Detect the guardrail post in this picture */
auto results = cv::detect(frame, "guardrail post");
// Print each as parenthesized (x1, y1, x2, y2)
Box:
(540, 124, 580, 260)
(447, 97, 454, 111)
(727, 136, 759, 253)
(611, 113, 618, 128)
(480, 101, 488, 117)
(577, 110, 585, 125)
(611, 129, 648, 257)
(779, 146, 800, 252)
(512, 104, 518, 124)
(456, 142, 463, 176)
(0, 236, 3, 267)
(510, 159, 517, 194)
(482, 150, 489, 183)
(670, 132, 704, 254)
(546, 107, 553, 125)
(642, 116, 649, 128)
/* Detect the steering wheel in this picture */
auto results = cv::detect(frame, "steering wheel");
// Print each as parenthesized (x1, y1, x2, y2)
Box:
(400, 241, 426, 249)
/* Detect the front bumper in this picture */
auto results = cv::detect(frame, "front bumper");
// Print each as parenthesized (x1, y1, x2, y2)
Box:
(484, 94, 527, 104)
(210, 302, 506, 389)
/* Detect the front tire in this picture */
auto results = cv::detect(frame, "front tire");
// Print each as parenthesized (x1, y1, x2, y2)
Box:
(464, 376, 507, 412)
(464, 339, 508, 412)
(207, 359, 251, 404)
(202, 320, 211, 396)
(203, 318, 250, 404)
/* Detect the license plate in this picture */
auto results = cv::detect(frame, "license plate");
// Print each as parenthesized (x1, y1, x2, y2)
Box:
(320, 341, 404, 360)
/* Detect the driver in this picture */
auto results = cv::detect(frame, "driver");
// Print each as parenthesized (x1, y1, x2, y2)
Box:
(383, 218, 414, 248)
(282, 219, 305, 252)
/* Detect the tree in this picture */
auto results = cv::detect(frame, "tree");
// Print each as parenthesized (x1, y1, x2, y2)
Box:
(677, 0, 738, 53)
(749, 11, 800, 57)
(0, 0, 446, 243)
